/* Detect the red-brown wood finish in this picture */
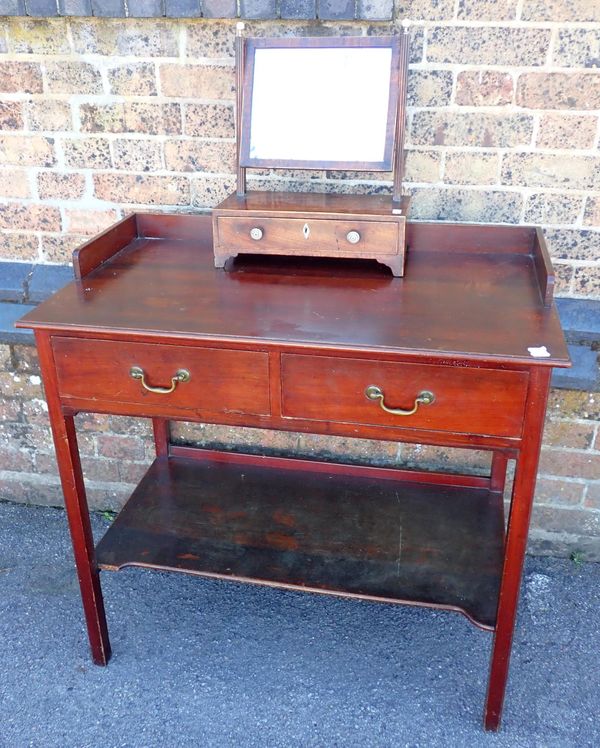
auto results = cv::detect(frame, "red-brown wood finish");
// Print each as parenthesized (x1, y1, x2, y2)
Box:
(34, 331, 111, 665)
(73, 214, 137, 280)
(484, 366, 552, 730)
(17, 214, 570, 732)
(52, 337, 271, 417)
(280, 353, 529, 438)
(212, 192, 409, 276)
(533, 228, 555, 307)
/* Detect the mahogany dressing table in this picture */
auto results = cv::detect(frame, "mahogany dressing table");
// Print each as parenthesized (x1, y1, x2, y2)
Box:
(16, 213, 569, 731)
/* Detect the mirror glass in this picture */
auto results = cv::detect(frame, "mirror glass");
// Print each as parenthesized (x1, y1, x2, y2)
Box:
(240, 40, 398, 170)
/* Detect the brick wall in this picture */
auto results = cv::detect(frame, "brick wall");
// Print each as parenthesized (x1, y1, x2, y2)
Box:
(0, 4, 599, 558)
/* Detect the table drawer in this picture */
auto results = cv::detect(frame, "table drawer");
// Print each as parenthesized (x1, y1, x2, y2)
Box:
(214, 215, 401, 257)
(281, 355, 529, 438)
(52, 337, 270, 416)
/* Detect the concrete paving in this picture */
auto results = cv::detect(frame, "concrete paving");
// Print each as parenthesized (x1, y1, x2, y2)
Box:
(1, 499, 599, 748)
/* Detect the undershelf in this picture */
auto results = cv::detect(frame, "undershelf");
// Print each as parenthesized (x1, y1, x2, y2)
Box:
(95, 453, 504, 630)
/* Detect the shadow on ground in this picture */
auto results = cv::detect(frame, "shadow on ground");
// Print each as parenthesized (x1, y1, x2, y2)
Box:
(0, 501, 598, 748)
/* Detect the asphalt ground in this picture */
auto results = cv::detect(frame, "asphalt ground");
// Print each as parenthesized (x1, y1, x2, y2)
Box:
(1, 500, 599, 748)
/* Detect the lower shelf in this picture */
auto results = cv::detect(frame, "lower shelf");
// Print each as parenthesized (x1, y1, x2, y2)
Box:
(95, 454, 504, 630)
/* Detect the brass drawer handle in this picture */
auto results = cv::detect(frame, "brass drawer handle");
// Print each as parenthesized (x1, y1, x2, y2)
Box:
(365, 385, 435, 416)
(130, 366, 190, 394)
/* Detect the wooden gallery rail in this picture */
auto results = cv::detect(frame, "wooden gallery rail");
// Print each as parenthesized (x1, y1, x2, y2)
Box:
(17, 214, 570, 731)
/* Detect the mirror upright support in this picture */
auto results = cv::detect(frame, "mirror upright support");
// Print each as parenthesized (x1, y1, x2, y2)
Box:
(236, 22, 246, 198)
(392, 25, 410, 208)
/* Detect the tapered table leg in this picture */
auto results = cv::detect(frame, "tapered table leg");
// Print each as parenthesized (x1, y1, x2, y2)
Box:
(36, 332, 111, 665)
(152, 417, 170, 457)
(484, 368, 551, 730)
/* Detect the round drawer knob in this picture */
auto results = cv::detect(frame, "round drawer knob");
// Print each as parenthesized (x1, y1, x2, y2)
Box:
(346, 230, 361, 245)
(250, 227, 263, 241)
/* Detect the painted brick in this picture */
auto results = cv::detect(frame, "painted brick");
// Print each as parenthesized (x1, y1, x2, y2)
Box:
(24, 101, 72, 131)
(408, 70, 453, 107)
(27, 264, 71, 302)
(0, 169, 30, 199)
(25, 0, 58, 15)
(395, 0, 453, 20)
(183, 103, 235, 138)
(160, 64, 235, 99)
(37, 172, 86, 200)
(45, 61, 104, 95)
(456, 71, 514, 107)
(501, 154, 600, 191)
(0, 62, 43, 94)
(107, 63, 158, 96)
(8, 19, 70, 53)
(71, 19, 178, 56)
(443, 152, 499, 186)
(202, 0, 236, 17)
(240, 0, 277, 19)
(536, 114, 598, 150)
(165, 0, 202, 17)
(281, 0, 316, 19)
(111, 138, 163, 171)
(522, 0, 600, 22)
(544, 229, 600, 262)
(62, 137, 112, 169)
(427, 26, 550, 66)
(318, 0, 354, 19)
(91, 0, 125, 16)
(457, 0, 517, 19)
(410, 111, 533, 148)
(554, 29, 600, 68)
(58, 0, 93, 14)
(0, 135, 55, 167)
(93, 173, 190, 205)
(163, 139, 235, 173)
(517, 73, 600, 110)
(63, 208, 120, 235)
(357, 0, 391, 20)
(408, 187, 522, 224)
(127, 0, 163, 16)
(524, 194, 583, 226)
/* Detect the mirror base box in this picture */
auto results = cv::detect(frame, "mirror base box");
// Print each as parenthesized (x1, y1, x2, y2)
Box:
(212, 191, 410, 277)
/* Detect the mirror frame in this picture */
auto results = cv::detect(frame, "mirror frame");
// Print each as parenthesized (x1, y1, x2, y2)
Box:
(238, 36, 402, 172)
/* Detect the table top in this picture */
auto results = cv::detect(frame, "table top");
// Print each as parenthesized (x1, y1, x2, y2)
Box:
(18, 214, 569, 368)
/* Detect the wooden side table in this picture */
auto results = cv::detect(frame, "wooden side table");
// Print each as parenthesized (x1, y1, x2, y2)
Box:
(17, 214, 569, 731)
